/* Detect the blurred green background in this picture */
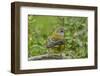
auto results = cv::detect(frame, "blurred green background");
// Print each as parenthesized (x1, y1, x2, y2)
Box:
(28, 15, 88, 59)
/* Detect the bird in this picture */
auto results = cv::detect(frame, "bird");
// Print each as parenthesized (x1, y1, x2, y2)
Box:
(46, 27, 65, 58)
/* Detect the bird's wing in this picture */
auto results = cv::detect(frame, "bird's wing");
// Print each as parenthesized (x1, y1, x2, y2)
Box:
(46, 37, 65, 48)
(46, 37, 55, 48)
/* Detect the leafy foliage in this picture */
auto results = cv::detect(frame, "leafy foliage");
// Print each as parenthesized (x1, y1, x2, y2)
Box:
(28, 15, 88, 59)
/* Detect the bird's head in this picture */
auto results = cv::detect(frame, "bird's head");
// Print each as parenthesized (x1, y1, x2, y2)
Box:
(55, 27, 64, 36)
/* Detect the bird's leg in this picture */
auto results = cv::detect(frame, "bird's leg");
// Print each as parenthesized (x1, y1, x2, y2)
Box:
(61, 53, 66, 59)
(47, 48, 53, 57)
(59, 52, 66, 59)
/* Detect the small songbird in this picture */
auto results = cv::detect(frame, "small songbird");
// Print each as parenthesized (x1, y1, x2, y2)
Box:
(46, 27, 65, 58)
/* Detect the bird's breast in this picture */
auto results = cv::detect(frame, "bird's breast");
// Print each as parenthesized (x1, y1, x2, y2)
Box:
(51, 33, 64, 40)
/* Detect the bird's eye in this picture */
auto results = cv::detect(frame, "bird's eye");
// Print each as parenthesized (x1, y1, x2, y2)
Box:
(60, 30, 63, 32)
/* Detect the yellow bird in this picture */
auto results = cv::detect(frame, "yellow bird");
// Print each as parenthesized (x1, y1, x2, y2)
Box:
(46, 27, 65, 57)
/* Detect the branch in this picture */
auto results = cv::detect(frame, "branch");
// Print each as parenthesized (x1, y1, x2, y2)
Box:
(28, 54, 72, 61)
